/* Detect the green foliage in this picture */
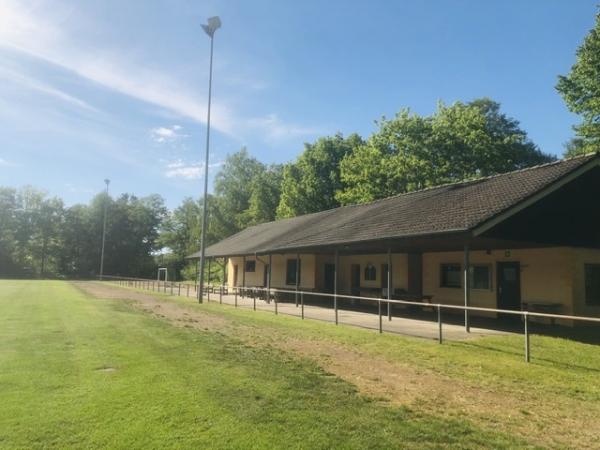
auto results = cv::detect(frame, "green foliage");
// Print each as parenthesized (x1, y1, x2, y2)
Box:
(276, 134, 363, 218)
(0, 187, 165, 279)
(337, 99, 554, 205)
(557, 10, 600, 155)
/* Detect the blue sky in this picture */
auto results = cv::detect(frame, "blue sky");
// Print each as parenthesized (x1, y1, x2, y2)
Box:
(0, 0, 597, 208)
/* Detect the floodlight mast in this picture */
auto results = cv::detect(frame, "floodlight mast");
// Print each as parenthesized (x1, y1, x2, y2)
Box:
(197, 16, 221, 303)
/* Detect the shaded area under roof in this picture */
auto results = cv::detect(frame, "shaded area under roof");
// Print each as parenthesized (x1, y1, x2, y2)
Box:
(188, 153, 599, 258)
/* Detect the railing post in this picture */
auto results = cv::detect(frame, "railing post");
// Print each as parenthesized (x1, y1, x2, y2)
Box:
(387, 248, 392, 321)
(524, 312, 530, 363)
(301, 292, 304, 319)
(334, 249, 339, 325)
(207, 284, 211, 302)
(234, 287, 238, 307)
(219, 286, 223, 304)
(164, 281, 167, 293)
(295, 253, 300, 308)
(253, 289, 256, 311)
(274, 292, 278, 315)
(437, 305, 442, 344)
(378, 299, 383, 334)
(186, 284, 190, 297)
(464, 244, 471, 333)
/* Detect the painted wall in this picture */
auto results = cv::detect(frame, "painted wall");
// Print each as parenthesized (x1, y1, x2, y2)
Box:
(422, 248, 575, 314)
(224, 247, 600, 320)
(227, 254, 316, 290)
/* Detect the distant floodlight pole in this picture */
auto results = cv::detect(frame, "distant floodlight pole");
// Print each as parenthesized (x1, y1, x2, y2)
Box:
(99, 178, 110, 280)
(197, 16, 221, 303)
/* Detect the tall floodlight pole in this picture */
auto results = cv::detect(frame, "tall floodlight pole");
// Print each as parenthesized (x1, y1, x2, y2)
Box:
(99, 178, 110, 280)
(198, 16, 221, 303)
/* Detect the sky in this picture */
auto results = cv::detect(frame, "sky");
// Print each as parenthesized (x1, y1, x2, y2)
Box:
(0, 0, 597, 208)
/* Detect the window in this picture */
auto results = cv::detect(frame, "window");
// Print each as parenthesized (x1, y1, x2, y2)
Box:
(245, 260, 256, 272)
(470, 265, 491, 290)
(364, 264, 376, 281)
(585, 264, 600, 306)
(440, 264, 461, 288)
(286, 259, 301, 285)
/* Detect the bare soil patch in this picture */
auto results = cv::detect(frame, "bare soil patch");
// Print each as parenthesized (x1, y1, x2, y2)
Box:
(75, 281, 600, 448)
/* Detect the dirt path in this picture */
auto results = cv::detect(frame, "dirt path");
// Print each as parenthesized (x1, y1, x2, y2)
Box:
(75, 281, 600, 449)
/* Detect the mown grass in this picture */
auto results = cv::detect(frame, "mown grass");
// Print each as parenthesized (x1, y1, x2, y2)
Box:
(0, 280, 532, 449)
(141, 287, 600, 405)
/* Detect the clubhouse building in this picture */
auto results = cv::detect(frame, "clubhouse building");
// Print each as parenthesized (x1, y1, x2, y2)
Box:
(189, 153, 600, 321)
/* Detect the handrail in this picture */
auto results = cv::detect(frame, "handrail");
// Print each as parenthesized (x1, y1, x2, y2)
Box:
(99, 275, 600, 363)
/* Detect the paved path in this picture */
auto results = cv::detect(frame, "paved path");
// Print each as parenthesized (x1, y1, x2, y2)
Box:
(117, 281, 510, 341)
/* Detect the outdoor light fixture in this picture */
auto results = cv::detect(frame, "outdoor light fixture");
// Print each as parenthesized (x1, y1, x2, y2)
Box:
(201, 16, 221, 37)
(197, 16, 221, 303)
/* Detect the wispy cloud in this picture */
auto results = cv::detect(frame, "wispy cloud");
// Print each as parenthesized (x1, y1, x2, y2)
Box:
(0, 157, 17, 167)
(150, 125, 187, 143)
(164, 160, 224, 180)
(0, 1, 235, 134)
(0, 65, 97, 112)
(0, 0, 322, 146)
(247, 113, 322, 142)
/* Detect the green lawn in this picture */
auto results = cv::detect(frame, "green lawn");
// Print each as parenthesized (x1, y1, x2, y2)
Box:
(0, 281, 598, 448)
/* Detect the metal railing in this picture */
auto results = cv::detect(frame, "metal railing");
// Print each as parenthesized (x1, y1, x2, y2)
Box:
(99, 275, 600, 363)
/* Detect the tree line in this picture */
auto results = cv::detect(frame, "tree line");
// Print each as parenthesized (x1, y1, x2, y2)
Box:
(1, 10, 598, 281)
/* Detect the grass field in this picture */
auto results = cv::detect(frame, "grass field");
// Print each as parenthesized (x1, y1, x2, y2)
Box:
(1, 280, 599, 449)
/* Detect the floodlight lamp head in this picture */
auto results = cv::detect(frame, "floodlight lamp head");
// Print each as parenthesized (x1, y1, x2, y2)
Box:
(104, 179, 110, 185)
(202, 16, 221, 37)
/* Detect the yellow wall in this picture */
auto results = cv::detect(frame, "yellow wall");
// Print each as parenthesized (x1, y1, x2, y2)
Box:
(225, 247, 600, 320)
(422, 248, 575, 314)
(227, 254, 316, 289)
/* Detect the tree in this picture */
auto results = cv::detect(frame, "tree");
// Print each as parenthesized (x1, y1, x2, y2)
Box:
(212, 148, 267, 237)
(557, 10, 600, 156)
(276, 134, 363, 218)
(337, 99, 553, 205)
(244, 164, 283, 225)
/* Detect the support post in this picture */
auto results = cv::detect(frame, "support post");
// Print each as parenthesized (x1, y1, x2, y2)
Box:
(378, 299, 383, 333)
(437, 305, 442, 344)
(242, 256, 246, 299)
(207, 258, 212, 302)
(301, 292, 304, 319)
(524, 312, 530, 363)
(268, 254, 272, 306)
(295, 253, 300, 307)
(387, 248, 392, 321)
(464, 244, 471, 333)
(334, 249, 339, 325)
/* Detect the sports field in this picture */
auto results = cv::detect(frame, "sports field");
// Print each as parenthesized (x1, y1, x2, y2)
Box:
(1, 280, 599, 449)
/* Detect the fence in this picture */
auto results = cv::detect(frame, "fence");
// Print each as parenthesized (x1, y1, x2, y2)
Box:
(99, 275, 600, 363)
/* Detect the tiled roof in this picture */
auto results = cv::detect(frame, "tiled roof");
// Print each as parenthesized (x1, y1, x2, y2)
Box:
(189, 153, 598, 257)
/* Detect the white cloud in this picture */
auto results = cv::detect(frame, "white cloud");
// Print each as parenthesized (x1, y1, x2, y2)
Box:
(0, 65, 97, 112)
(164, 160, 224, 180)
(0, 1, 322, 145)
(0, 1, 235, 134)
(247, 113, 322, 141)
(150, 125, 187, 143)
(0, 158, 17, 167)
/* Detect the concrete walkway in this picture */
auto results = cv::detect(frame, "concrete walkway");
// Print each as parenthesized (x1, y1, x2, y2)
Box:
(133, 282, 511, 341)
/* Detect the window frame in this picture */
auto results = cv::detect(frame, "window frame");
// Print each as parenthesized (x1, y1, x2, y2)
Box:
(364, 263, 377, 281)
(440, 263, 462, 289)
(584, 263, 600, 306)
(286, 259, 301, 286)
(470, 264, 492, 291)
(245, 260, 256, 273)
